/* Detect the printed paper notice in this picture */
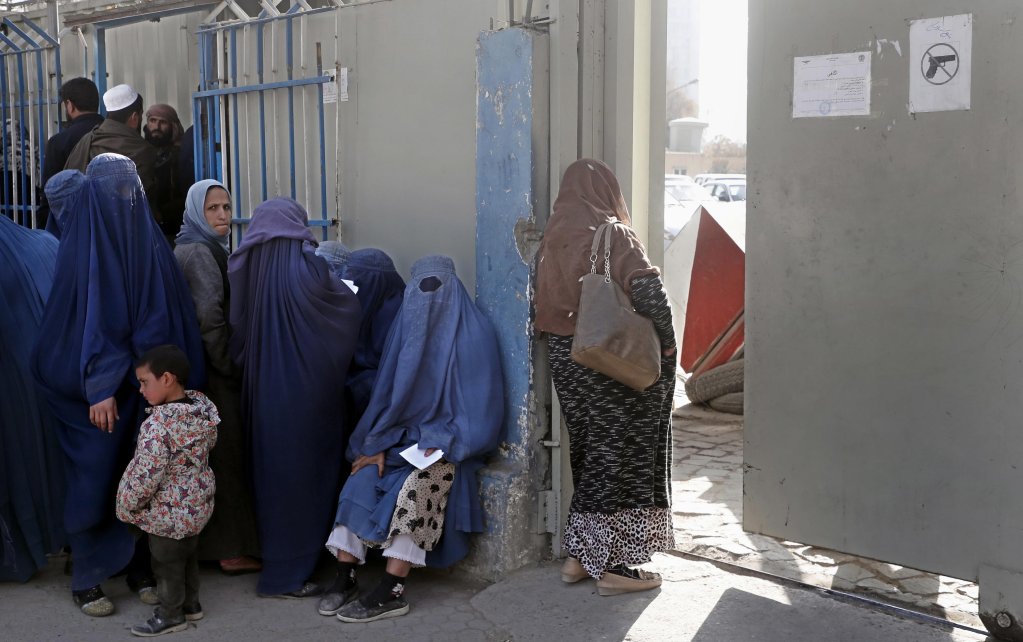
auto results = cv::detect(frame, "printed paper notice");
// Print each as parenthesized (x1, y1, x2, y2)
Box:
(792, 52, 871, 118)
(323, 68, 349, 104)
(909, 14, 971, 113)
(399, 444, 444, 470)
(323, 70, 338, 104)
(338, 67, 349, 102)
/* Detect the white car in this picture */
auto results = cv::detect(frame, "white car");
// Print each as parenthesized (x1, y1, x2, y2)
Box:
(663, 183, 713, 248)
(693, 173, 745, 186)
(705, 180, 746, 203)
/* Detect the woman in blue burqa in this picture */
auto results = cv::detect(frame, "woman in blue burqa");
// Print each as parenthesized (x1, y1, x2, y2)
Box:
(32, 154, 206, 617)
(0, 213, 65, 583)
(227, 197, 361, 598)
(317, 255, 504, 624)
(42, 169, 86, 239)
(342, 248, 406, 424)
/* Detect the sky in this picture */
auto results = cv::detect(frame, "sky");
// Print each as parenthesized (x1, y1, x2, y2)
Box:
(697, 0, 748, 143)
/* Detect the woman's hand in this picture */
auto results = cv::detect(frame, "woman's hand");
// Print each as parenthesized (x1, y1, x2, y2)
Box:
(662, 347, 676, 357)
(351, 452, 386, 477)
(89, 397, 119, 433)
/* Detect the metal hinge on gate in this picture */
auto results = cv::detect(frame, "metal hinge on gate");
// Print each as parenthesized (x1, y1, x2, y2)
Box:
(537, 437, 560, 534)
(537, 490, 557, 534)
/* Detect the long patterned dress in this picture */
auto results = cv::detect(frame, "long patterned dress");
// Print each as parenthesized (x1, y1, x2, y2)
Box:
(548, 274, 677, 579)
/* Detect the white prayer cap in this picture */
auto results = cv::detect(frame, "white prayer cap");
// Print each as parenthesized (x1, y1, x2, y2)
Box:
(103, 84, 139, 112)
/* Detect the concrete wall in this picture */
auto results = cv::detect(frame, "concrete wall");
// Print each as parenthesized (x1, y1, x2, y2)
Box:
(746, 0, 1023, 583)
(332, 0, 498, 289)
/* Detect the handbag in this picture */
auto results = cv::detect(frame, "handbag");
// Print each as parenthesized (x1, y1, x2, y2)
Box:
(570, 221, 661, 391)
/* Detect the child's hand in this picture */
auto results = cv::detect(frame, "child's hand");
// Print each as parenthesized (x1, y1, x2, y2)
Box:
(89, 397, 119, 433)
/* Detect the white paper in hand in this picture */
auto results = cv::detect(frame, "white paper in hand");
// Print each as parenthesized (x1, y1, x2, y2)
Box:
(399, 444, 444, 470)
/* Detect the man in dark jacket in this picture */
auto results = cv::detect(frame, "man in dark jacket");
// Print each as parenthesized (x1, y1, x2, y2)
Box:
(65, 84, 159, 217)
(44, 78, 104, 184)
(38, 78, 104, 230)
(144, 104, 187, 243)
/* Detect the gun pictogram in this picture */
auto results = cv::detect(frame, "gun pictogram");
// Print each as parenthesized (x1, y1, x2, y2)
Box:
(924, 54, 957, 80)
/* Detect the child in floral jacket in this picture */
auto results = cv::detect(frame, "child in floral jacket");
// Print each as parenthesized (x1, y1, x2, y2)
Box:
(116, 345, 219, 637)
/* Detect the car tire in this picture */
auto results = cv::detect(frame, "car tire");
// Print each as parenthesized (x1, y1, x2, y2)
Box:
(684, 359, 744, 404)
(708, 392, 744, 415)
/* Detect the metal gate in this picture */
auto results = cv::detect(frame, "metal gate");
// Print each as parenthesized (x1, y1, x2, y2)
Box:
(0, 13, 61, 228)
(194, 3, 338, 243)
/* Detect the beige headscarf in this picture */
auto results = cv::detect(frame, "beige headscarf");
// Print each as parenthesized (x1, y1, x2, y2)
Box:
(145, 104, 183, 145)
(534, 158, 659, 336)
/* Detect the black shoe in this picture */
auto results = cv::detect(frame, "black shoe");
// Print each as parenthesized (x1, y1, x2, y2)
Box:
(72, 585, 114, 617)
(130, 613, 187, 637)
(259, 581, 323, 599)
(317, 572, 358, 616)
(336, 596, 410, 623)
(127, 576, 160, 605)
(183, 601, 204, 622)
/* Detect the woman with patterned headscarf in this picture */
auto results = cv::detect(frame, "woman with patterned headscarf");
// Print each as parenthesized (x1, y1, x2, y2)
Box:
(174, 180, 260, 575)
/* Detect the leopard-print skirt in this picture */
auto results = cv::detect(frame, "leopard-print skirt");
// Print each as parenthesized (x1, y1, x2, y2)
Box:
(361, 461, 455, 552)
(563, 508, 676, 579)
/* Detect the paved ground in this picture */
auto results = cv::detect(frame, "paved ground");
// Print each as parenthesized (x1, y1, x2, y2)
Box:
(0, 551, 988, 641)
(670, 402, 982, 630)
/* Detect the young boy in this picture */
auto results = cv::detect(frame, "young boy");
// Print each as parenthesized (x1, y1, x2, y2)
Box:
(116, 345, 219, 637)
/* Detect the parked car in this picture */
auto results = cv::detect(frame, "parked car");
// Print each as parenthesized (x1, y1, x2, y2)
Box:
(693, 173, 745, 186)
(666, 181, 712, 204)
(663, 183, 713, 248)
(706, 180, 746, 202)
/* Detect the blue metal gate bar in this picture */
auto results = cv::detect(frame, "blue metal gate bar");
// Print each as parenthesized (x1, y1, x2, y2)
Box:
(4, 19, 49, 224)
(192, 75, 331, 98)
(17, 16, 61, 160)
(0, 14, 60, 228)
(195, 9, 335, 241)
(0, 31, 31, 225)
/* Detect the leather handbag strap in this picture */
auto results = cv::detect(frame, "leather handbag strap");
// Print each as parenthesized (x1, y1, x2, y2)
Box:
(588, 219, 619, 282)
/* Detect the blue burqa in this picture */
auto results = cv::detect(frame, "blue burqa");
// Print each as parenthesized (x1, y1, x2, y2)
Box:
(228, 198, 361, 595)
(314, 240, 351, 278)
(335, 255, 504, 568)
(342, 248, 405, 421)
(32, 154, 206, 591)
(0, 216, 65, 582)
(42, 170, 87, 239)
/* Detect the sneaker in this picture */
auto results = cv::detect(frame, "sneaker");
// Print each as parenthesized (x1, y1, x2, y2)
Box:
(72, 585, 114, 617)
(259, 581, 323, 599)
(130, 613, 188, 637)
(317, 573, 359, 616)
(183, 602, 204, 622)
(336, 596, 410, 623)
(128, 576, 160, 605)
(560, 557, 589, 583)
(595, 567, 662, 596)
